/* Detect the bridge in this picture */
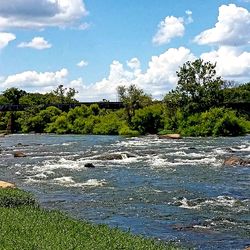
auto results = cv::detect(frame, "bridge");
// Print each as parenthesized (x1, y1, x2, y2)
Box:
(0, 102, 124, 112)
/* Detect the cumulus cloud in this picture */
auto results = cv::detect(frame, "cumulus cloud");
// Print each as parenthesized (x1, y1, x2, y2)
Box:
(153, 16, 185, 45)
(0, 32, 16, 49)
(201, 46, 250, 81)
(70, 47, 195, 101)
(18, 37, 52, 49)
(77, 60, 88, 67)
(1, 68, 68, 90)
(0, 0, 88, 30)
(0, 47, 196, 101)
(194, 4, 250, 46)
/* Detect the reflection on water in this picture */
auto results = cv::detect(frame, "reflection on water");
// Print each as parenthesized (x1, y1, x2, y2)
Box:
(0, 134, 250, 249)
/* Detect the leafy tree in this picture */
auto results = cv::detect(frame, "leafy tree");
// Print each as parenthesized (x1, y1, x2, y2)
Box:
(117, 84, 152, 123)
(223, 82, 250, 103)
(0, 95, 9, 105)
(45, 113, 69, 134)
(17, 107, 61, 133)
(3, 88, 27, 105)
(53, 85, 78, 104)
(131, 104, 164, 134)
(178, 107, 248, 137)
(174, 59, 224, 114)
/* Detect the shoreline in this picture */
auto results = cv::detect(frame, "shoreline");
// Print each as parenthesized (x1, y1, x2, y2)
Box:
(0, 184, 178, 249)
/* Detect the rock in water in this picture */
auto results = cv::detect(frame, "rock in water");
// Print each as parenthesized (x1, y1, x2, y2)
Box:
(13, 151, 26, 158)
(85, 163, 95, 168)
(223, 156, 250, 166)
(93, 152, 136, 161)
(158, 134, 182, 139)
(0, 181, 16, 189)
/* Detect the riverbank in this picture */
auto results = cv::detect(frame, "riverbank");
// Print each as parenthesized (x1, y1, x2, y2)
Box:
(0, 186, 177, 249)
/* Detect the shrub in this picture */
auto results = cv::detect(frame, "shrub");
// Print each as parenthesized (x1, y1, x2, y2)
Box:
(131, 104, 164, 134)
(178, 108, 248, 137)
(0, 189, 37, 208)
(118, 123, 140, 136)
(45, 113, 69, 134)
(213, 113, 246, 136)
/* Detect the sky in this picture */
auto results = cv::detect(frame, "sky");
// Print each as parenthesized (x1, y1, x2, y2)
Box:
(0, 0, 249, 101)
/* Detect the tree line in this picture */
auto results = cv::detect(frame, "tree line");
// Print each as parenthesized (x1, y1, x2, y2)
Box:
(0, 59, 249, 136)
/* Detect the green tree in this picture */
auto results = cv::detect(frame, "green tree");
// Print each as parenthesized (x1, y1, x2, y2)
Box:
(3, 88, 27, 105)
(53, 85, 78, 104)
(175, 59, 224, 114)
(131, 104, 164, 134)
(117, 84, 152, 123)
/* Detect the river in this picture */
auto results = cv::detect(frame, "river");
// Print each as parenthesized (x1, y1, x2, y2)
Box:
(0, 134, 249, 249)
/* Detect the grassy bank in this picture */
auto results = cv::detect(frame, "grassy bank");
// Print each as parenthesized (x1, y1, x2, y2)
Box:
(0, 188, 178, 250)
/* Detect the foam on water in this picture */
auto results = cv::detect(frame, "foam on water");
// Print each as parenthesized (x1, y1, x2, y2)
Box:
(172, 196, 249, 213)
(53, 176, 107, 187)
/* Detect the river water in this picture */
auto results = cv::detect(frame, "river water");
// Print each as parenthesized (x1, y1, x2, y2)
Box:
(0, 134, 249, 249)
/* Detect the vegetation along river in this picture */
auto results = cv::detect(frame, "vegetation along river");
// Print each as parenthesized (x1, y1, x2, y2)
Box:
(0, 134, 249, 249)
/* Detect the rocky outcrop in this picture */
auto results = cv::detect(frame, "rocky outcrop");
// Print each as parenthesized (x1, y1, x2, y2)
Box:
(223, 156, 250, 166)
(84, 163, 95, 168)
(158, 134, 182, 139)
(13, 151, 27, 158)
(92, 152, 136, 161)
(0, 181, 16, 189)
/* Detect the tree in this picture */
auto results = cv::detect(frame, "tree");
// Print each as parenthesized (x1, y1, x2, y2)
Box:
(3, 87, 27, 105)
(53, 85, 78, 103)
(131, 104, 164, 134)
(117, 84, 152, 123)
(174, 59, 224, 114)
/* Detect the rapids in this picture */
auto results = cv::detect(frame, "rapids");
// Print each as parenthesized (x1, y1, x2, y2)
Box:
(0, 134, 249, 249)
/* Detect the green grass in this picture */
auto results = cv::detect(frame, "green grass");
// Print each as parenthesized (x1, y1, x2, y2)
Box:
(0, 189, 179, 250)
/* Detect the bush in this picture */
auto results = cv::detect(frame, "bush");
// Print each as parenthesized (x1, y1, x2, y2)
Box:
(131, 104, 164, 134)
(118, 123, 140, 136)
(45, 113, 69, 134)
(0, 189, 37, 208)
(178, 108, 248, 137)
(93, 113, 121, 135)
(213, 113, 246, 136)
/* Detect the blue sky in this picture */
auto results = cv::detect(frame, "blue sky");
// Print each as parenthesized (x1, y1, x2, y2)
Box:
(0, 0, 249, 101)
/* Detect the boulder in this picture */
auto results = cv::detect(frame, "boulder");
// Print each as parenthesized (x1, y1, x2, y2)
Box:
(0, 181, 16, 189)
(158, 134, 182, 139)
(93, 152, 136, 161)
(13, 151, 26, 158)
(84, 163, 95, 168)
(223, 156, 250, 166)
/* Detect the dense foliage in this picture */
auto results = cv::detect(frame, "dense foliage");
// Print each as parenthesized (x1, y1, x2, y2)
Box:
(0, 60, 249, 137)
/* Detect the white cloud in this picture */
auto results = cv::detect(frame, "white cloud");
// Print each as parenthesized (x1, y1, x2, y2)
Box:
(194, 4, 250, 46)
(1, 46, 249, 101)
(201, 46, 250, 81)
(0, 0, 88, 30)
(0, 47, 196, 101)
(185, 10, 193, 24)
(77, 60, 88, 67)
(0, 32, 16, 49)
(1, 68, 68, 90)
(153, 16, 185, 45)
(18, 37, 52, 50)
(71, 47, 195, 101)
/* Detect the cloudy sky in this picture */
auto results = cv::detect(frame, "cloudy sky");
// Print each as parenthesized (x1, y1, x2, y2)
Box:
(0, 0, 249, 101)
